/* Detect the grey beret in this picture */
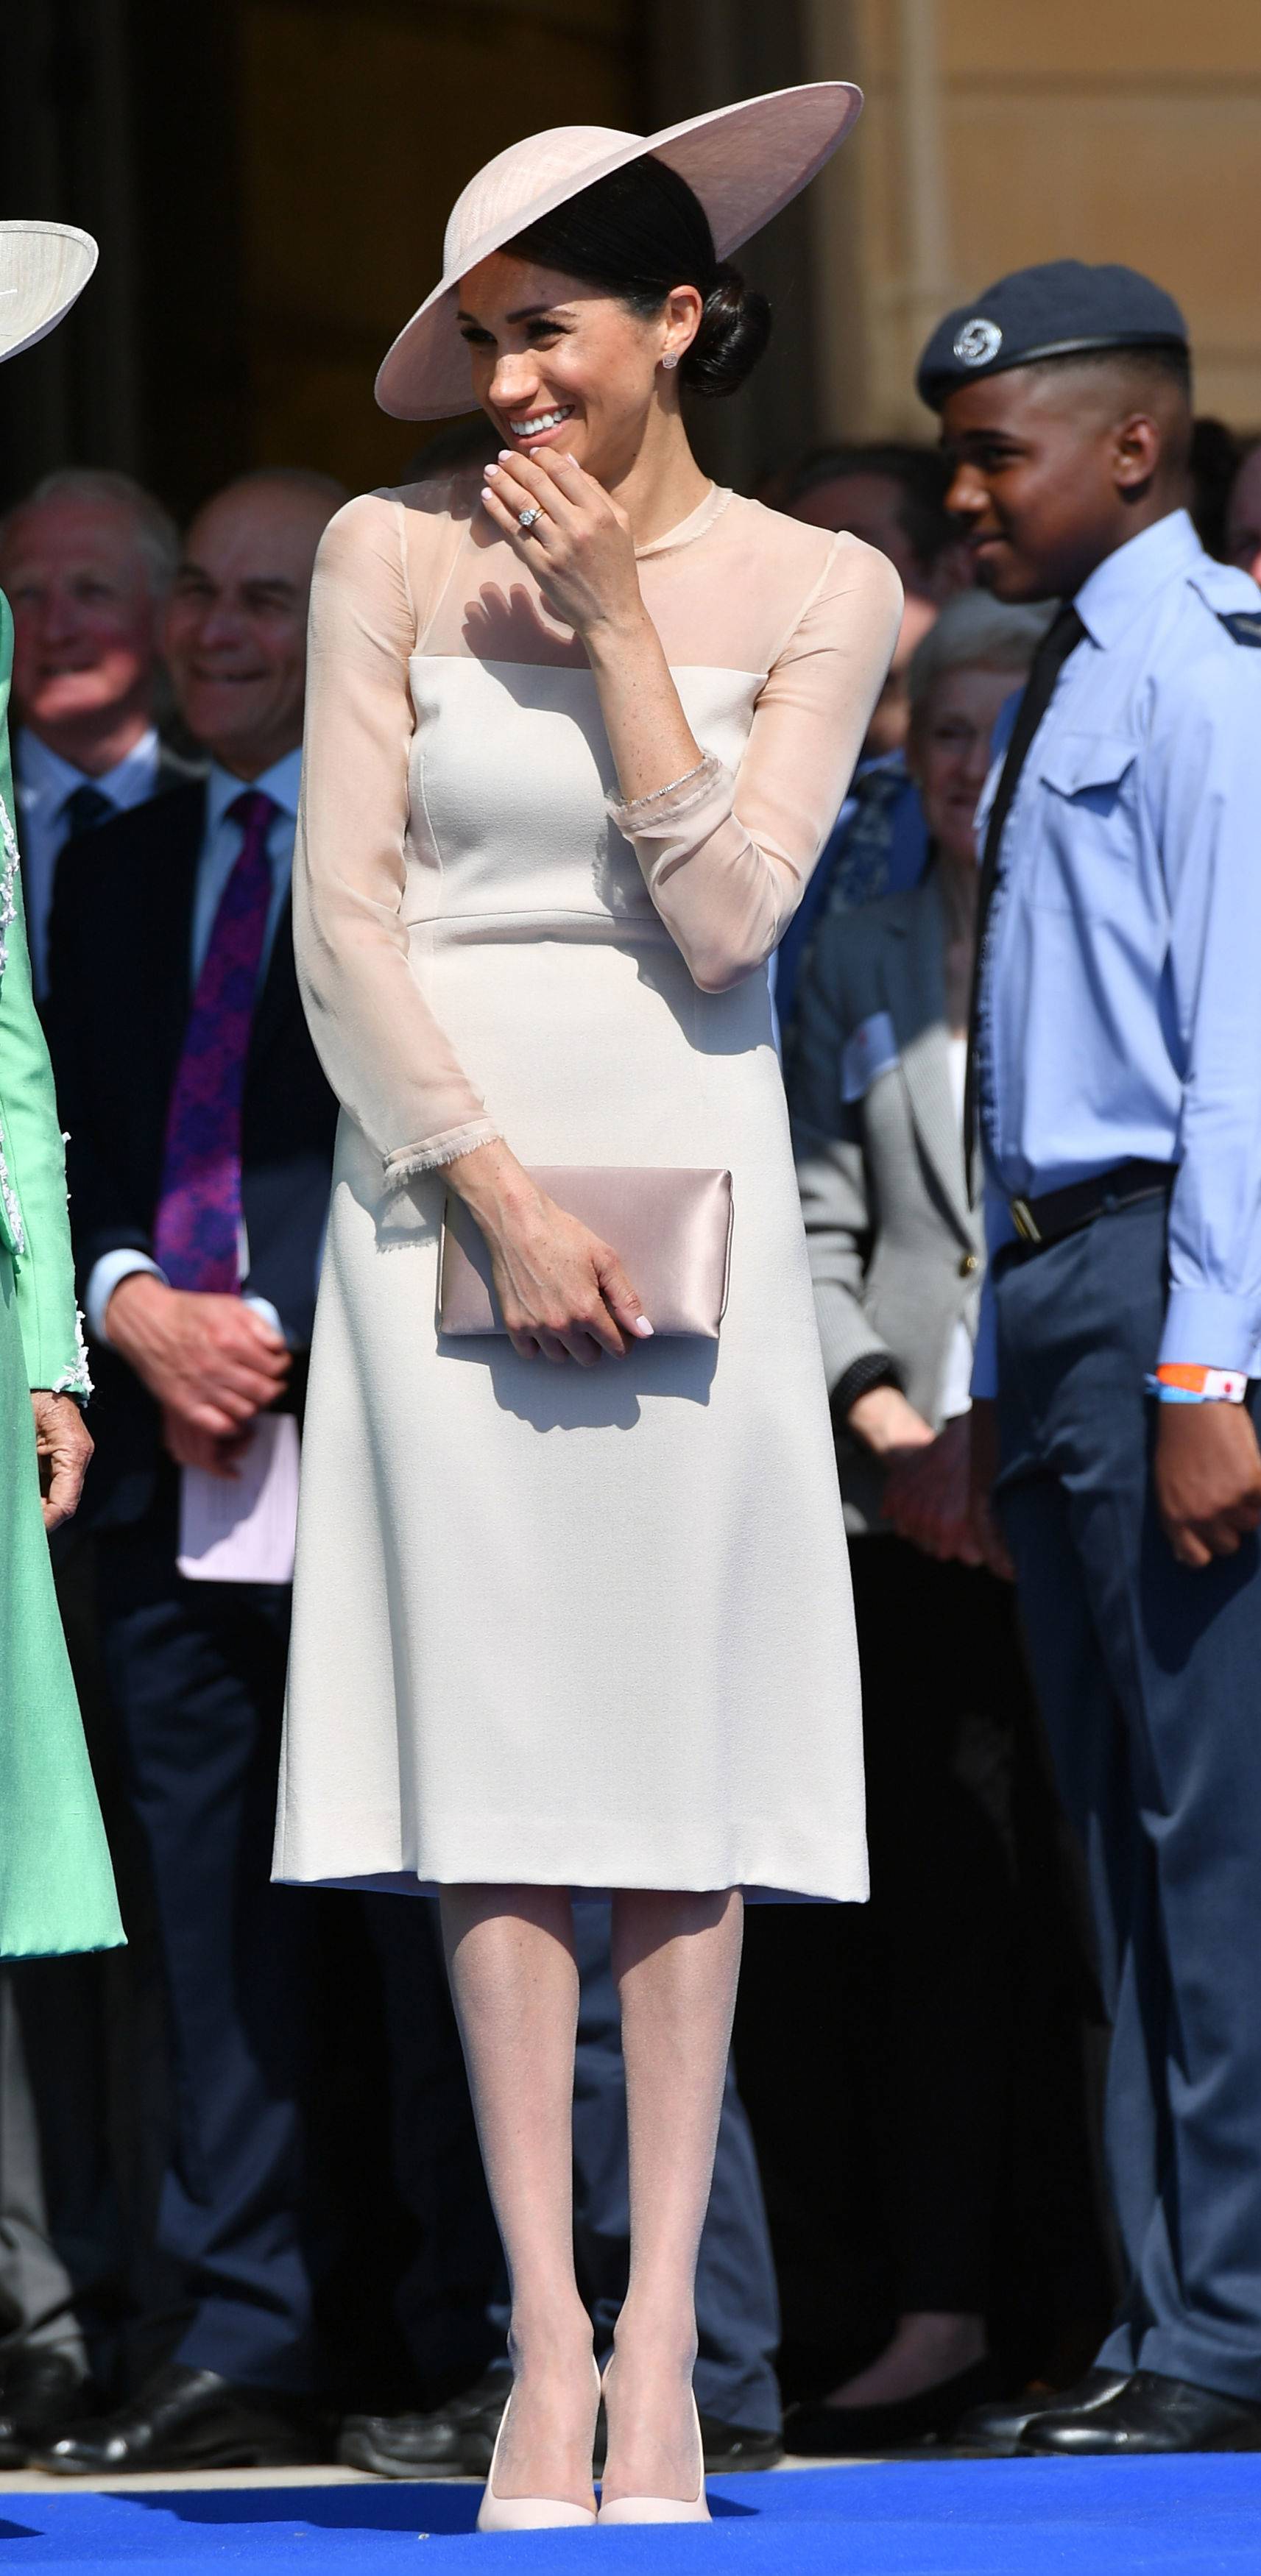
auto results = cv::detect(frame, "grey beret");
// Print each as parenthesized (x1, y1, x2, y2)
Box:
(916, 259, 1189, 411)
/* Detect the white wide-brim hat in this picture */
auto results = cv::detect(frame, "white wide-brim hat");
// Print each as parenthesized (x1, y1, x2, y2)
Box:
(0, 221, 98, 366)
(376, 81, 862, 420)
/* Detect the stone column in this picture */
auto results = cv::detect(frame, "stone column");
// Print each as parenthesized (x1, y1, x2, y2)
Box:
(645, 0, 822, 490)
(799, 0, 954, 439)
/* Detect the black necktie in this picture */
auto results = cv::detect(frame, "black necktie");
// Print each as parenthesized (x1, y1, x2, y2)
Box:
(59, 782, 115, 843)
(963, 602, 1087, 1170)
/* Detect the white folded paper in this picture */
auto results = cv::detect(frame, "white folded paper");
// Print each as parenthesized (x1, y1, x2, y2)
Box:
(177, 1412, 300, 1584)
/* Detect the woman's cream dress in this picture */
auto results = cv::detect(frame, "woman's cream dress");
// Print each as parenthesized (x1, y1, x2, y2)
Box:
(274, 472, 900, 1903)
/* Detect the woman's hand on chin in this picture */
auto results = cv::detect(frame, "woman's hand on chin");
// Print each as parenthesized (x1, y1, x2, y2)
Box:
(479, 449, 644, 643)
(445, 1140, 653, 1365)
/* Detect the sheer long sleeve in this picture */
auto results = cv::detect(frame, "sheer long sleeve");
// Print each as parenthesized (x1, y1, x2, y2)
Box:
(607, 534, 902, 993)
(293, 492, 502, 1183)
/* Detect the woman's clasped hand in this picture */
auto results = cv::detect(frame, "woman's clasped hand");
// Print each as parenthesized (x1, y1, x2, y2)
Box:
(481, 446, 642, 641)
(448, 1139, 654, 1365)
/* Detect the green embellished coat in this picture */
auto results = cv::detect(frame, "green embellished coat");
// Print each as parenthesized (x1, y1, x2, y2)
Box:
(0, 590, 122, 1957)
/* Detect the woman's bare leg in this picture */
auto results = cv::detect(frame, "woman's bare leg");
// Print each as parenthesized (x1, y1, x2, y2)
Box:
(439, 1886, 597, 2508)
(601, 1886, 744, 2502)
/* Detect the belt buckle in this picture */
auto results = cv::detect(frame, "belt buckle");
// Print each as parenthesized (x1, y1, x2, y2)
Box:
(1010, 1196, 1042, 1245)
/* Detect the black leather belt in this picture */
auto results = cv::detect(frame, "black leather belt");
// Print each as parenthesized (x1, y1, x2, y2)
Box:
(1009, 1158, 1175, 1250)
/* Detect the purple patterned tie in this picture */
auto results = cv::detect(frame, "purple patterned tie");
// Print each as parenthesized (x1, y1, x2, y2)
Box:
(152, 789, 278, 1292)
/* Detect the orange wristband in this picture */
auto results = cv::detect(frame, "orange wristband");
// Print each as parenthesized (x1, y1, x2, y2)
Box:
(1155, 1362, 1247, 1402)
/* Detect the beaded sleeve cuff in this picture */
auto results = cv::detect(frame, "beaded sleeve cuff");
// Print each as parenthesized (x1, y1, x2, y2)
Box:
(607, 752, 725, 834)
(382, 1118, 504, 1189)
(52, 1306, 93, 1402)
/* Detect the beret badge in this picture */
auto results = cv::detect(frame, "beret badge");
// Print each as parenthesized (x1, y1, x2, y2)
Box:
(953, 316, 1003, 367)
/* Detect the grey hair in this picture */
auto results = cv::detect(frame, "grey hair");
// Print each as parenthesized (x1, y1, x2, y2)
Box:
(206, 466, 349, 514)
(908, 590, 1054, 717)
(0, 467, 181, 597)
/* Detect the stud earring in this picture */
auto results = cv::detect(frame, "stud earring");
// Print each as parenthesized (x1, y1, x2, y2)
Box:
(661, 351, 679, 371)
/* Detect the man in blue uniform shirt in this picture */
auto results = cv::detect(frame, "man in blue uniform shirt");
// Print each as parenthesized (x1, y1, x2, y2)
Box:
(915, 262, 1261, 2457)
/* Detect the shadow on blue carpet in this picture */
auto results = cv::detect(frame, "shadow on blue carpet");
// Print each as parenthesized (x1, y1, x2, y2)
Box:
(8, 2456, 1261, 2571)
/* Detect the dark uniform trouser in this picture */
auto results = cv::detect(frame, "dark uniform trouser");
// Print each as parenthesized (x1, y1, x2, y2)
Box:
(372, 1898, 782, 2433)
(995, 1192, 1261, 2404)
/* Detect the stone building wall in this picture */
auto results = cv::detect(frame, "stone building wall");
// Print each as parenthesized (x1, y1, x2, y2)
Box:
(1, 1, 1257, 506)
(239, 0, 649, 492)
(802, 0, 1261, 437)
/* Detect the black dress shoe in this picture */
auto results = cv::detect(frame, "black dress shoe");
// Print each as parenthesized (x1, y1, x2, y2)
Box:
(31, 2361, 319, 2475)
(0, 2352, 92, 2469)
(696, 2414, 783, 2474)
(1022, 2368, 1261, 2455)
(785, 2357, 1000, 2456)
(956, 2366, 1132, 2455)
(340, 2364, 785, 2483)
(338, 2363, 510, 2479)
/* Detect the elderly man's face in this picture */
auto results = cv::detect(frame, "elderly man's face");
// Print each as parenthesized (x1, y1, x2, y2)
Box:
(1226, 447, 1261, 587)
(164, 481, 332, 777)
(1, 498, 163, 742)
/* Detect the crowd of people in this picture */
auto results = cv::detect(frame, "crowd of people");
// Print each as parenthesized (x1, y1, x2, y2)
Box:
(4, 111, 1261, 2506)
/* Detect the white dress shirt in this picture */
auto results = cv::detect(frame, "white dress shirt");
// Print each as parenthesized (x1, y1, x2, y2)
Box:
(16, 724, 161, 999)
(189, 751, 300, 985)
(87, 748, 303, 1344)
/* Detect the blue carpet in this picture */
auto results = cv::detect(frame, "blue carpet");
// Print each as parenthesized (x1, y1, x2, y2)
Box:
(4, 2457, 1261, 2572)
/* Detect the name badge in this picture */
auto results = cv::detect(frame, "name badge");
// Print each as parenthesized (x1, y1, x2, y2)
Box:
(841, 1010, 900, 1103)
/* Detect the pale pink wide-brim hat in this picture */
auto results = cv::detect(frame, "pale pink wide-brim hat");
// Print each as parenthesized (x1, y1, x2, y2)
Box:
(376, 81, 862, 421)
(0, 222, 98, 365)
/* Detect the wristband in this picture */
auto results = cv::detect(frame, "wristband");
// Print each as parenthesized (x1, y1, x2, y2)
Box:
(1145, 1364, 1248, 1405)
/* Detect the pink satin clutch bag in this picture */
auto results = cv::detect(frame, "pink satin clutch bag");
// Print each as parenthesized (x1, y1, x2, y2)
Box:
(438, 1167, 734, 1340)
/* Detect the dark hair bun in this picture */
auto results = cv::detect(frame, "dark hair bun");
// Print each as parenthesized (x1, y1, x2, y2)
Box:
(512, 167, 773, 402)
(682, 263, 772, 400)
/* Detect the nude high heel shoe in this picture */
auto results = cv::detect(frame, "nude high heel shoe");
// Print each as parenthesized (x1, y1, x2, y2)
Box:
(596, 2385, 711, 2525)
(476, 2356, 599, 2534)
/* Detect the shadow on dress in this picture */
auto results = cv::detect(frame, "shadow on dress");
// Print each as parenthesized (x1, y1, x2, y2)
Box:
(439, 1327, 717, 1430)
(456, 584, 779, 1064)
(362, 1161, 721, 1415)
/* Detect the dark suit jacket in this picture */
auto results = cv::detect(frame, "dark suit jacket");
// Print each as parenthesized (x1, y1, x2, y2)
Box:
(13, 737, 205, 858)
(46, 782, 339, 1530)
(14, 737, 205, 1017)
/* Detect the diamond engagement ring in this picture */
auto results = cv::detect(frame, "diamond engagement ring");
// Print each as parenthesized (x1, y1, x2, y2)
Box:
(518, 505, 541, 532)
